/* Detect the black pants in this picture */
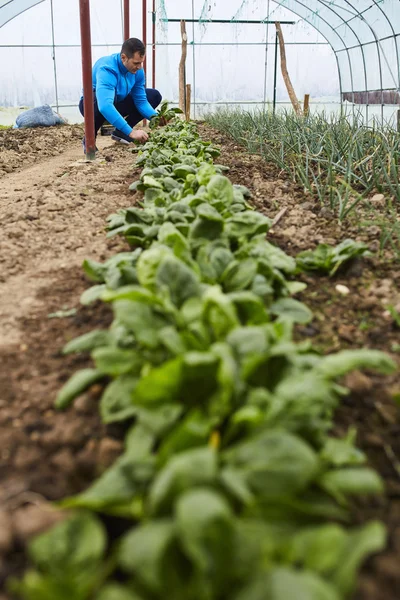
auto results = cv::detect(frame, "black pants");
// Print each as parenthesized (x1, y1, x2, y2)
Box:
(79, 88, 162, 135)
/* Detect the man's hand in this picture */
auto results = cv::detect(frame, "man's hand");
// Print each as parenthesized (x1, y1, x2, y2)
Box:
(159, 116, 170, 127)
(129, 129, 149, 143)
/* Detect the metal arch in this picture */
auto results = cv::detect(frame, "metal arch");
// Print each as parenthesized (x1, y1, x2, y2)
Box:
(265, 1, 358, 107)
(263, 1, 344, 102)
(289, 0, 370, 100)
(334, 0, 380, 123)
(369, 0, 400, 90)
(270, 0, 359, 105)
(0, 0, 45, 28)
(324, 0, 396, 121)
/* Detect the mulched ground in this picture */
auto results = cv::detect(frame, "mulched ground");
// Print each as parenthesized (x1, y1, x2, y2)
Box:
(0, 122, 399, 599)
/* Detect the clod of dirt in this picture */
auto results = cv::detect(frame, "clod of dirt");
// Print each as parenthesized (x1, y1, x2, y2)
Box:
(12, 503, 66, 544)
(97, 437, 123, 469)
(0, 511, 13, 554)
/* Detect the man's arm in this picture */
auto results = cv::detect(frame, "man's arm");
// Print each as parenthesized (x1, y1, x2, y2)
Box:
(131, 70, 158, 120)
(96, 67, 133, 136)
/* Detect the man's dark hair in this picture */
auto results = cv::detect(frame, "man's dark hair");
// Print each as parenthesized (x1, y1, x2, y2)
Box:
(121, 38, 145, 58)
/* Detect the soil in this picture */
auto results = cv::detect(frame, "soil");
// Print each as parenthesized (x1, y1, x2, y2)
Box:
(0, 122, 399, 599)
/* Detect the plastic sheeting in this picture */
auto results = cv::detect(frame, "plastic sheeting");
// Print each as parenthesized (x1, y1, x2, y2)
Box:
(0, 0, 399, 124)
(0, 0, 44, 28)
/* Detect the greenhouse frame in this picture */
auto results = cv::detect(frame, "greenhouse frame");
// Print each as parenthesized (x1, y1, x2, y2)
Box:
(0, 0, 399, 125)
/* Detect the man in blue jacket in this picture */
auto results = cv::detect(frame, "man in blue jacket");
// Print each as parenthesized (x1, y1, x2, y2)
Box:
(79, 37, 161, 151)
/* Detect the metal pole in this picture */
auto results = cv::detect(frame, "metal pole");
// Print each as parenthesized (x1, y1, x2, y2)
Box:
(79, 0, 96, 160)
(123, 0, 130, 41)
(152, 0, 156, 88)
(50, 0, 59, 113)
(142, 0, 147, 72)
(164, 18, 295, 24)
(262, 0, 271, 113)
(191, 0, 196, 119)
(273, 31, 278, 115)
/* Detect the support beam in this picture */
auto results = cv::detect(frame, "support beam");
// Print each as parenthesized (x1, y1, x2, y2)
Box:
(79, 0, 96, 160)
(152, 0, 156, 88)
(142, 0, 147, 72)
(163, 19, 295, 25)
(123, 0, 130, 41)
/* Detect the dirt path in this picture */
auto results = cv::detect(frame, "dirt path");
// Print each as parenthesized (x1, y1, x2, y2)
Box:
(0, 134, 134, 346)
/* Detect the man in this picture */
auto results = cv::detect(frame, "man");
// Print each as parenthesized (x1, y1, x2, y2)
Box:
(79, 37, 161, 151)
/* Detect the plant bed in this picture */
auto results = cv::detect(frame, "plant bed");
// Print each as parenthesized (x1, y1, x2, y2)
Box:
(0, 120, 399, 600)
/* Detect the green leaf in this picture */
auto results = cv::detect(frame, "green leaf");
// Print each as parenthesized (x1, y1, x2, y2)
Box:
(80, 284, 107, 305)
(158, 222, 189, 257)
(62, 451, 154, 513)
(158, 410, 212, 462)
(29, 513, 106, 573)
(221, 259, 258, 292)
(118, 521, 182, 595)
(156, 255, 201, 307)
(332, 521, 386, 595)
(319, 467, 384, 502)
(114, 300, 170, 348)
(224, 430, 319, 499)
(207, 174, 234, 205)
(315, 349, 397, 378)
(203, 286, 240, 339)
(270, 298, 313, 324)
(149, 447, 217, 515)
(235, 567, 339, 600)
(96, 584, 144, 600)
(190, 204, 224, 241)
(285, 524, 348, 574)
(320, 431, 366, 467)
(100, 375, 139, 423)
(93, 347, 142, 376)
(225, 212, 271, 239)
(175, 488, 235, 592)
(142, 175, 163, 189)
(228, 291, 269, 325)
(63, 330, 111, 354)
(101, 285, 161, 305)
(82, 258, 105, 282)
(55, 369, 104, 410)
(134, 357, 183, 406)
(136, 246, 172, 291)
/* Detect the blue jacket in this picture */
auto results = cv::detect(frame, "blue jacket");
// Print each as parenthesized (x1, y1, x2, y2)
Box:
(89, 53, 157, 136)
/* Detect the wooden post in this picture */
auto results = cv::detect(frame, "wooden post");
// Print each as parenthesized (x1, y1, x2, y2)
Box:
(275, 22, 302, 116)
(185, 84, 191, 121)
(179, 20, 187, 116)
(304, 94, 310, 116)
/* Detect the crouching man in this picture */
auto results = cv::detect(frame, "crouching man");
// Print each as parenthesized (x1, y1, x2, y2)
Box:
(79, 37, 161, 152)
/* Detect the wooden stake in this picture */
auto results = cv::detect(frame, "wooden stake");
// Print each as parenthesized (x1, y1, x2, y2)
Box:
(185, 84, 191, 121)
(303, 94, 310, 116)
(275, 22, 302, 116)
(179, 20, 187, 116)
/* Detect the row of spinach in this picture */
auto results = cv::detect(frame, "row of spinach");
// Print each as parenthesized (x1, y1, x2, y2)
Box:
(11, 118, 396, 600)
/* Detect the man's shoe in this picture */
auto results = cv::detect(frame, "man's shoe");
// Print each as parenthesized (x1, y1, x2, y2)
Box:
(82, 137, 99, 154)
(111, 129, 132, 145)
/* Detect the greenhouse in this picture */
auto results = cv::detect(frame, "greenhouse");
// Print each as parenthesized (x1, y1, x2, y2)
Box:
(0, 2, 400, 600)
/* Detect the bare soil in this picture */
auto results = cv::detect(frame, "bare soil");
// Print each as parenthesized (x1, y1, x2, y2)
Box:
(0, 122, 399, 599)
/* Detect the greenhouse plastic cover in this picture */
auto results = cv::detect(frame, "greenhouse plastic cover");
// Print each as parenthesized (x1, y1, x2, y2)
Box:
(0, 0, 44, 28)
(0, 0, 399, 123)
